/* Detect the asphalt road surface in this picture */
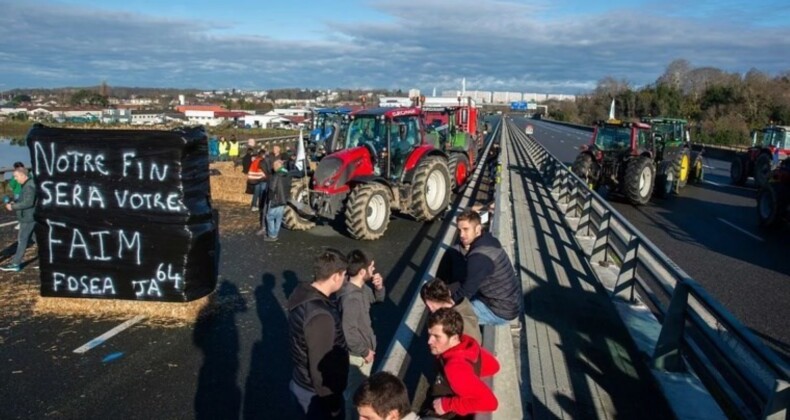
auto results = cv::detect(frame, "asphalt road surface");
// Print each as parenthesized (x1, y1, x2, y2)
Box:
(512, 116, 790, 364)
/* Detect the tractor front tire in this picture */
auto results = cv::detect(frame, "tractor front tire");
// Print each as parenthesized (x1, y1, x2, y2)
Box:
(345, 184, 391, 240)
(624, 156, 655, 205)
(730, 156, 748, 185)
(410, 157, 451, 221)
(283, 180, 316, 231)
(754, 153, 772, 189)
(654, 161, 674, 199)
(757, 183, 787, 227)
(448, 153, 471, 192)
(688, 153, 704, 184)
(674, 148, 691, 189)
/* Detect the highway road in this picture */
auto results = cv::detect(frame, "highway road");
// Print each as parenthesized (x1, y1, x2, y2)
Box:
(512, 116, 790, 364)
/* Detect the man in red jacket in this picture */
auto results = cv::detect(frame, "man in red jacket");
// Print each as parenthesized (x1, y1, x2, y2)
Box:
(423, 308, 499, 419)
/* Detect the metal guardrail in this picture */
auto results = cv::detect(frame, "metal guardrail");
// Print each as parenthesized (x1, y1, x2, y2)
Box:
(506, 118, 789, 420)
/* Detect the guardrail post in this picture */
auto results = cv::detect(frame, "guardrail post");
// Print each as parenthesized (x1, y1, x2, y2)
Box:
(652, 281, 689, 373)
(590, 211, 612, 263)
(567, 176, 579, 216)
(576, 191, 593, 236)
(762, 379, 790, 420)
(612, 235, 639, 302)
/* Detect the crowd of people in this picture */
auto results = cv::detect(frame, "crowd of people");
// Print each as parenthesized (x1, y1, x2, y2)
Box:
(288, 207, 522, 420)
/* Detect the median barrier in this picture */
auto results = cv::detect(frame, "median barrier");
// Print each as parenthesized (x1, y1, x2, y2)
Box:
(511, 118, 789, 419)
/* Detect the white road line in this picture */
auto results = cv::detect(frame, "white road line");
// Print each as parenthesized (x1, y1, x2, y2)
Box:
(717, 218, 764, 242)
(703, 165, 716, 169)
(73, 315, 145, 354)
(0, 221, 18, 228)
(704, 180, 724, 187)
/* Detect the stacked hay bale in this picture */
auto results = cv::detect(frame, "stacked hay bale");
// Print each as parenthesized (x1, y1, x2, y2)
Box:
(210, 161, 248, 204)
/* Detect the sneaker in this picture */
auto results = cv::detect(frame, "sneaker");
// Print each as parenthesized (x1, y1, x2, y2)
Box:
(263, 236, 278, 242)
(0, 264, 21, 272)
(251, 206, 259, 212)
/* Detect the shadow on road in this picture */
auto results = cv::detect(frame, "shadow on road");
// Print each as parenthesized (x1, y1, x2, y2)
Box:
(193, 280, 248, 420)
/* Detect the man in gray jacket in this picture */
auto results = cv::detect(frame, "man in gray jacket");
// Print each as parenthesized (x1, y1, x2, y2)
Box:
(2, 167, 35, 272)
(338, 249, 385, 418)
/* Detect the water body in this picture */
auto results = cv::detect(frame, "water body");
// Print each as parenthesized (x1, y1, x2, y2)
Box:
(1, 137, 30, 180)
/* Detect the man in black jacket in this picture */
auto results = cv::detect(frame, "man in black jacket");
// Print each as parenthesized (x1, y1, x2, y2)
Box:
(450, 210, 522, 325)
(288, 248, 350, 419)
(2, 167, 35, 272)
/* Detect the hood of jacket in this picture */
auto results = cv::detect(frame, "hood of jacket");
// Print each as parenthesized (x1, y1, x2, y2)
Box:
(439, 334, 480, 364)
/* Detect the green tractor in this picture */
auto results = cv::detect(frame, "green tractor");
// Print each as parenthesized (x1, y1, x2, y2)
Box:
(641, 117, 704, 197)
(572, 118, 701, 205)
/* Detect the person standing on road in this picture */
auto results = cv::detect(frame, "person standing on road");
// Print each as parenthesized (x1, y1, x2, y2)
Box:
(353, 371, 420, 420)
(2, 167, 36, 272)
(260, 158, 292, 241)
(288, 249, 350, 419)
(420, 278, 481, 345)
(422, 308, 499, 419)
(337, 249, 386, 418)
(451, 210, 522, 325)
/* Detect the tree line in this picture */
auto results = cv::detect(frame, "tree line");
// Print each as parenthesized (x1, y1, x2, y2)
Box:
(545, 59, 790, 146)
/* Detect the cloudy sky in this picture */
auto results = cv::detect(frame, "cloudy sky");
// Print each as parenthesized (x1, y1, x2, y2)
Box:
(1, 0, 789, 94)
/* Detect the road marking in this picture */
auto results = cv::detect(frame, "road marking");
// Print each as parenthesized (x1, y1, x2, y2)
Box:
(717, 218, 764, 242)
(703, 165, 716, 169)
(704, 180, 724, 187)
(73, 315, 145, 354)
(0, 221, 18, 228)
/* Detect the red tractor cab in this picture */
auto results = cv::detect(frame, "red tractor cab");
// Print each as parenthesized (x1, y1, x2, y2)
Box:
(284, 107, 452, 240)
(422, 104, 480, 190)
(731, 125, 790, 188)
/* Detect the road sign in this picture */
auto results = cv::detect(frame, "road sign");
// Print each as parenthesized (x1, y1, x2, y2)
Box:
(525, 124, 534, 135)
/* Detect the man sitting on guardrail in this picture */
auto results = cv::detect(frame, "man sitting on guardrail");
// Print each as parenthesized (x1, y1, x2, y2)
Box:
(421, 308, 499, 419)
(353, 371, 420, 420)
(451, 210, 522, 325)
(420, 278, 481, 345)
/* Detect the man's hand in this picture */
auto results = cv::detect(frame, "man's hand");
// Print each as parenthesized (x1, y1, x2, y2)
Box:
(371, 273, 384, 290)
(432, 398, 446, 415)
(364, 349, 375, 364)
(5, 203, 12, 211)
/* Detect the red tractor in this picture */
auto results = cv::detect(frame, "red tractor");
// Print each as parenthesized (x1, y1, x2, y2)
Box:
(421, 104, 480, 191)
(730, 125, 790, 188)
(757, 158, 790, 227)
(283, 107, 453, 240)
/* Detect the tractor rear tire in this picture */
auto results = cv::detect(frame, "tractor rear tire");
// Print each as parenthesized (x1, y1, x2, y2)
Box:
(757, 183, 787, 227)
(674, 148, 691, 189)
(730, 156, 748, 185)
(572, 153, 599, 189)
(283, 180, 315, 231)
(624, 156, 655, 205)
(448, 153, 471, 192)
(410, 156, 451, 221)
(754, 153, 772, 189)
(345, 183, 391, 240)
(654, 161, 674, 199)
(688, 153, 704, 184)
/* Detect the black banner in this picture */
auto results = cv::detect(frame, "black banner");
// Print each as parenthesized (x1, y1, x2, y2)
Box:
(26, 125, 218, 301)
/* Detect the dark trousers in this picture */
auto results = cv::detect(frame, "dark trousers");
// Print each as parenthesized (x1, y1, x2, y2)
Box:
(11, 221, 35, 266)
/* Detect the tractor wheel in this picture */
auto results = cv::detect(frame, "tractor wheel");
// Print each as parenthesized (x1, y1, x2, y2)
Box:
(410, 156, 451, 221)
(345, 183, 391, 240)
(754, 153, 772, 189)
(448, 153, 471, 192)
(730, 156, 748, 185)
(572, 153, 599, 189)
(283, 180, 315, 231)
(624, 156, 655, 205)
(654, 161, 674, 199)
(674, 148, 691, 189)
(757, 183, 787, 227)
(688, 153, 704, 184)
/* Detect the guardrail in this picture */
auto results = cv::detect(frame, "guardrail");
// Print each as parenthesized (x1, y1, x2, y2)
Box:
(507, 118, 789, 419)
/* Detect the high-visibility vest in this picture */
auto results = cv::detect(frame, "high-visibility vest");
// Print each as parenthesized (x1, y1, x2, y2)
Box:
(229, 141, 239, 157)
(219, 141, 229, 155)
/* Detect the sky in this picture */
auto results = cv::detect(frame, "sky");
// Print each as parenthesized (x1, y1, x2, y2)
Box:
(1, 0, 789, 95)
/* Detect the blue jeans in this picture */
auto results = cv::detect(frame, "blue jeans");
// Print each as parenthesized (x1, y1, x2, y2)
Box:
(251, 182, 268, 208)
(267, 205, 285, 238)
(470, 298, 510, 325)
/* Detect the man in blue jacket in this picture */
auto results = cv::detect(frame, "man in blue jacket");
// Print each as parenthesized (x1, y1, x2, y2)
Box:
(2, 167, 36, 272)
(450, 209, 522, 325)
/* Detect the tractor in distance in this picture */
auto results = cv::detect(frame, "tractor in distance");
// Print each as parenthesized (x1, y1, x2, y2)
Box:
(730, 125, 790, 188)
(307, 107, 356, 161)
(421, 98, 480, 191)
(640, 116, 703, 197)
(283, 107, 452, 240)
(756, 158, 790, 227)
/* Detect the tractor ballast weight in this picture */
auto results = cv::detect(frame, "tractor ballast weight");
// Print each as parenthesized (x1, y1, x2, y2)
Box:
(284, 107, 452, 240)
(731, 125, 790, 188)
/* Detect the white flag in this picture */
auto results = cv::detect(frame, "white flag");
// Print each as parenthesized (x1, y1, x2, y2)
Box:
(296, 128, 306, 171)
(608, 99, 616, 120)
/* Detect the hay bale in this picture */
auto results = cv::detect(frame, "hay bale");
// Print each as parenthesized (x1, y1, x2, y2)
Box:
(34, 295, 212, 327)
(210, 161, 249, 204)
